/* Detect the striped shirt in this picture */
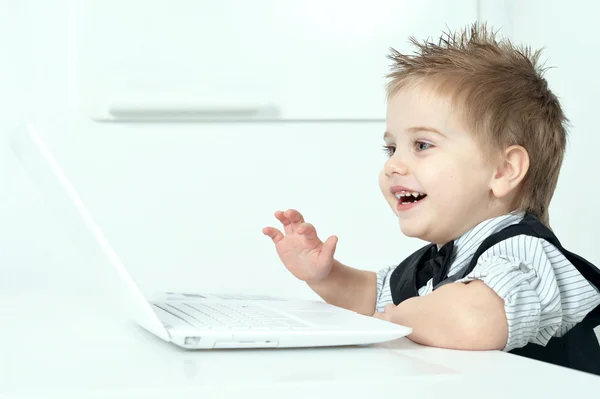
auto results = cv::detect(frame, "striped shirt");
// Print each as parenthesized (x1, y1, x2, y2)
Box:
(375, 212, 600, 351)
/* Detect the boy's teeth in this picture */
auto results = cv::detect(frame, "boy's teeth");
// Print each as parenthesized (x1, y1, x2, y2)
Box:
(394, 191, 425, 199)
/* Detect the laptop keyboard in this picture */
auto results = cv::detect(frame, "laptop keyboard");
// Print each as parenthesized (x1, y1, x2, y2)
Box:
(153, 302, 311, 330)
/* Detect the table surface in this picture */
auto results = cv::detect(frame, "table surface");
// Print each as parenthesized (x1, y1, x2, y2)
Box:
(2, 291, 600, 399)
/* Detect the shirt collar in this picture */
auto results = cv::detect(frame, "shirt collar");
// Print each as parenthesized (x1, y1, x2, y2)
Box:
(448, 211, 526, 274)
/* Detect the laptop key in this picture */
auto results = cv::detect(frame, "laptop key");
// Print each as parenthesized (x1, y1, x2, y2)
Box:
(154, 301, 312, 330)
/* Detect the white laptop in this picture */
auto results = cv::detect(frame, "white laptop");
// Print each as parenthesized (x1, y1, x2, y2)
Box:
(7, 124, 411, 350)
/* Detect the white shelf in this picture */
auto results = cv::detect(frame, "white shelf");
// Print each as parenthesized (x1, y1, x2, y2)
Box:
(78, 0, 478, 121)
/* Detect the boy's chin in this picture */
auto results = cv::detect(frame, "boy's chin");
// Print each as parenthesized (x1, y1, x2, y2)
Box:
(399, 220, 451, 245)
(398, 220, 428, 240)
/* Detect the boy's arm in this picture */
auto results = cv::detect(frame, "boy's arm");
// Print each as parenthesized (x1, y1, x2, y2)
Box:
(308, 260, 377, 316)
(375, 280, 508, 350)
(375, 236, 600, 351)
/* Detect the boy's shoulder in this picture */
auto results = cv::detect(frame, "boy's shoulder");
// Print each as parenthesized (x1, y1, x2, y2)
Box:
(472, 214, 600, 289)
(450, 213, 564, 278)
(475, 213, 545, 252)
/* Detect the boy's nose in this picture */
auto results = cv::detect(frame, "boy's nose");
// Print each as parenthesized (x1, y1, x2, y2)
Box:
(384, 158, 409, 176)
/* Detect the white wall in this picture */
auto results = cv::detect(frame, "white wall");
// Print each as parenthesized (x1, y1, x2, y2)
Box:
(501, 0, 600, 261)
(0, 0, 476, 306)
(1, 1, 598, 313)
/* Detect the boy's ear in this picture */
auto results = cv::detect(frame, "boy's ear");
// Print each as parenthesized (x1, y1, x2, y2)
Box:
(490, 145, 530, 198)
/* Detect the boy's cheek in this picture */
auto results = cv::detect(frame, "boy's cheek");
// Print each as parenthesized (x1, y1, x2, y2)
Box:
(378, 171, 391, 196)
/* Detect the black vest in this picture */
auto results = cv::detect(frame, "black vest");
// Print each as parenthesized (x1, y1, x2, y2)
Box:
(389, 214, 600, 375)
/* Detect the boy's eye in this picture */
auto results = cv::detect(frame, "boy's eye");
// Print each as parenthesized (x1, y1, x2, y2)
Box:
(414, 140, 433, 151)
(382, 145, 396, 157)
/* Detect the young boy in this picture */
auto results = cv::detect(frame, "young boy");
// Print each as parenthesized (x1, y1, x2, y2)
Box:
(263, 23, 600, 375)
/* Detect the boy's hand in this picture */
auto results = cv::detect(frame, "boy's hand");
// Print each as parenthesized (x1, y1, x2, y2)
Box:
(373, 304, 398, 322)
(372, 282, 508, 350)
(263, 209, 338, 284)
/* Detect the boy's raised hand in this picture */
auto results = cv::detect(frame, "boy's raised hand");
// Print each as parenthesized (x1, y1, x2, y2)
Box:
(262, 209, 338, 284)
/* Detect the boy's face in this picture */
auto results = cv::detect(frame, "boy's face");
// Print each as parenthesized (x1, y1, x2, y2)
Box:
(379, 84, 498, 245)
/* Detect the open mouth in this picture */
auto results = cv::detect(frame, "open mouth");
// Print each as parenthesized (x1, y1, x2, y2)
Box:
(395, 191, 427, 205)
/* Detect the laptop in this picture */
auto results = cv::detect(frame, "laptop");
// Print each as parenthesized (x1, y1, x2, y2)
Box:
(7, 124, 411, 349)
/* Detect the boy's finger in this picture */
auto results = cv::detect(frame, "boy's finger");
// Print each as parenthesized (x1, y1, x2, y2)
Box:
(321, 235, 338, 259)
(284, 209, 305, 224)
(373, 312, 390, 321)
(296, 223, 318, 239)
(274, 211, 294, 234)
(274, 211, 290, 225)
(262, 227, 284, 244)
(384, 304, 396, 314)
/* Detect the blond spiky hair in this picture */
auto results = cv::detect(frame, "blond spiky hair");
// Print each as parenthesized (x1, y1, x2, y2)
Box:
(386, 22, 568, 226)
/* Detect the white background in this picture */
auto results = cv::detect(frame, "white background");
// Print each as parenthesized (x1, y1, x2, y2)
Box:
(0, 0, 598, 312)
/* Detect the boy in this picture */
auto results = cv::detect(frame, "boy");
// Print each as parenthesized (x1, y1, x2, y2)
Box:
(263, 23, 600, 375)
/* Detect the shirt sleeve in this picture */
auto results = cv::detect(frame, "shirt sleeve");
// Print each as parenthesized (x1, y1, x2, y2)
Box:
(454, 235, 600, 352)
(375, 266, 395, 313)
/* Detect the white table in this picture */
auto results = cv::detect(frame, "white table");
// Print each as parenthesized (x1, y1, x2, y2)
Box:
(2, 291, 600, 399)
